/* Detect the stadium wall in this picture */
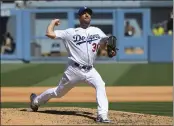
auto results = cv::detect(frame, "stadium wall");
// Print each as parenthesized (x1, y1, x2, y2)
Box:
(0, 8, 173, 62)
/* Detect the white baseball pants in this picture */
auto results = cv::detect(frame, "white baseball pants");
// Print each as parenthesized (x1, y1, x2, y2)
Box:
(33, 61, 108, 116)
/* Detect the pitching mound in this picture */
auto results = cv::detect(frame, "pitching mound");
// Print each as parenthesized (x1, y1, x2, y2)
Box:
(1, 107, 173, 125)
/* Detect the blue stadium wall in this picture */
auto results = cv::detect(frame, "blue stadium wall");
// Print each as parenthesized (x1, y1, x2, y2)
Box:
(0, 8, 173, 62)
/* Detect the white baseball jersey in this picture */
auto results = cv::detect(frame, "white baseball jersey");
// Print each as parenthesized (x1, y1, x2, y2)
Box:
(54, 26, 107, 66)
(33, 26, 109, 117)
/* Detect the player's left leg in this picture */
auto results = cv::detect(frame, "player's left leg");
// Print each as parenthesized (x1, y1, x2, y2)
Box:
(30, 62, 85, 111)
(30, 74, 76, 111)
(32, 74, 76, 105)
(85, 68, 110, 123)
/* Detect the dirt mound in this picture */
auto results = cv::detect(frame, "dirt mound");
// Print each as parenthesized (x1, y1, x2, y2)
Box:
(1, 107, 173, 125)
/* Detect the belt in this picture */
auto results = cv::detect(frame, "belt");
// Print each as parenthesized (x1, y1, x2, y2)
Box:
(74, 62, 92, 70)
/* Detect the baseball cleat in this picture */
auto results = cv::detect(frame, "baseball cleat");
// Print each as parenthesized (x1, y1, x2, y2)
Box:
(30, 93, 38, 112)
(96, 115, 111, 123)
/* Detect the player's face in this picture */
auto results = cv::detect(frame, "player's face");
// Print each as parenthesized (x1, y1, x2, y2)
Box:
(79, 11, 91, 24)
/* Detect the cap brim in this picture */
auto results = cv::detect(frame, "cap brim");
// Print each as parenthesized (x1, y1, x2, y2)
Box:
(79, 8, 93, 16)
(85, 8, 93, 15)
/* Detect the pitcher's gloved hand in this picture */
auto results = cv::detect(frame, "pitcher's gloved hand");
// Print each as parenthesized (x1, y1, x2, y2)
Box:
(106, 36, 119, 58)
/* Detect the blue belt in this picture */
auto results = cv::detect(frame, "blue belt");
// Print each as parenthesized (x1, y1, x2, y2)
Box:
(74, 62, 92, 70)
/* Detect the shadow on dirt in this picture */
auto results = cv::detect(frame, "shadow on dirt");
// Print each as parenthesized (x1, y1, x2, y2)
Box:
(20, 109, 96, 121)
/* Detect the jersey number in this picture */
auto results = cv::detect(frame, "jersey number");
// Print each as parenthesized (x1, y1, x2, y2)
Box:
(92, 43, 100, 52)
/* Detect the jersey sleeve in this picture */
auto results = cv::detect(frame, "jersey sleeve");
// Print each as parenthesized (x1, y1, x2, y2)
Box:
(54, 30, 67, 40)
(99, 29, 107, 38)
(98, 28, 109, 44)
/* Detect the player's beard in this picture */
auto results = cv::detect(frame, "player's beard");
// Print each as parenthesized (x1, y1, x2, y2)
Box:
(80, 19, 91, 28)
(84, 20, 90, 26)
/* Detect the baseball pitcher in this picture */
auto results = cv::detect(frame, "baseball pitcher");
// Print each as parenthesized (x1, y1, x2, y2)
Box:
(30, 6, 118, 123)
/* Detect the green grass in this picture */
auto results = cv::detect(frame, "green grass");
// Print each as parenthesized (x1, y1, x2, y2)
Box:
(1, 64, 65, 87)
(116, 63, 173, 86)
(1, 102, 173, 117)
(1, 63, 172, 86)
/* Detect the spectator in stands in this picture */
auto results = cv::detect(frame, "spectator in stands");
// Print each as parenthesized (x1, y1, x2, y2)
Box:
(166, 11, 173, 35)
(124, 21, 135, 37)
(152, 25, 165, 36)
(152, 10, 173, 36)
(1, 32, 15, 54)
(15, 0, 28, 8)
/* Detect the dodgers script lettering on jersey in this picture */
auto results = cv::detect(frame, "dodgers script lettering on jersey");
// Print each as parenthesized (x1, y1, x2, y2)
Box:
(54, 26, 107, 66)
(73, 34, 100, 45)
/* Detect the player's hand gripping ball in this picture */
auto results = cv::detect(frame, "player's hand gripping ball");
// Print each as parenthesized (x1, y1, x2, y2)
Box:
(52, 19, 60, 26)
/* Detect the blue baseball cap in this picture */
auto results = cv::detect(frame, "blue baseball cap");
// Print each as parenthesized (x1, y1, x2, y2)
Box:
(78, 6, 93, 16)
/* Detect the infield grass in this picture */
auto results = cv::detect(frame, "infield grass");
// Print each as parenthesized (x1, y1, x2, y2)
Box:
(1, 63, 172, 86)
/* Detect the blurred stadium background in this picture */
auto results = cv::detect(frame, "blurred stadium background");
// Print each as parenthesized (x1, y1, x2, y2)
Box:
(0, 0, 173, 118)
(1, 0, 173, 62)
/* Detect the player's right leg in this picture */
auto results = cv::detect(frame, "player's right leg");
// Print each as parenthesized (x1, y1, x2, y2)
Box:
(85, 68, 110, 123)
(30, 63, 83, 112)
(30, 74, 73, 111)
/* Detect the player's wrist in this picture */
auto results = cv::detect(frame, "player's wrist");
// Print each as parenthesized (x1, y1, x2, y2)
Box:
(50, 21, 56, 26)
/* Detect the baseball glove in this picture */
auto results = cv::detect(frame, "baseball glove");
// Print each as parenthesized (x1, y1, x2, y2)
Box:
(107, 36, 119, 58)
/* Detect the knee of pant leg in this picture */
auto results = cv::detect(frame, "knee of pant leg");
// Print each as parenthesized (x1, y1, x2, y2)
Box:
(54, 85, 66, 98)
(97, 80, 105, 88)
(102, 81, 106, 86)
(47, 87, 59, 98)
(57, 93, 64, 98)
(95, 81, 106, 92)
